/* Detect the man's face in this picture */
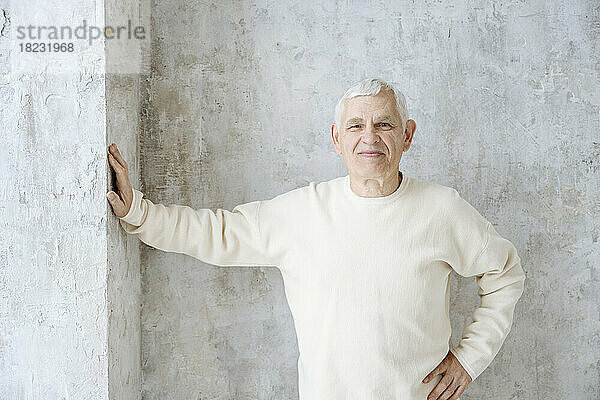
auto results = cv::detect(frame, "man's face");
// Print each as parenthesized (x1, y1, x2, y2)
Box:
(331, 90, 414, 180)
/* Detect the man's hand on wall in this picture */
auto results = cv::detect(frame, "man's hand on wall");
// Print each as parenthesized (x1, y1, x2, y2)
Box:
(106, 143, 133, 218)
(422, 350, 472, 400)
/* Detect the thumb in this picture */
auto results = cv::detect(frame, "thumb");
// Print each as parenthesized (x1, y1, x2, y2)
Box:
(106, 191, 127, 217)
(422, 366, 442, 383)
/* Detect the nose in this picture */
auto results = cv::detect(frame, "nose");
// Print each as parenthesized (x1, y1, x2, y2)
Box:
(361, 123, 380, 145)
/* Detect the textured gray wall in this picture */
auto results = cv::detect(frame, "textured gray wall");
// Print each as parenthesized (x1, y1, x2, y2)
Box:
(0, 0, 143, 398)
(106, 76, 143, 398)
(105, 0, 145, 398)
(139, 1, 599, 399)
(0, 1, 112, 398)
(2, 0, 597, 398)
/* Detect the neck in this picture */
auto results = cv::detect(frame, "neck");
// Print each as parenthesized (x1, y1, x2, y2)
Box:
(349, 170, 402, 198)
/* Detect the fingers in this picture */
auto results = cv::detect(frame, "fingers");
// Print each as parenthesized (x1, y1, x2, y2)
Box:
(425, 352, 472, 400)
(423, 364, 441, 383)
(438, 378, 460, 400)
(427, 374, 453, 400)
(107, 143, 134, 217)
(108, 143, 128, 170)
(108, 152, 130, 185)
(107, 146, 132, 191)
(426, 372, 470, 400)
(423, 371, 434, 383)
(107, 152, 123, 174)
(447, 383, 466, 400)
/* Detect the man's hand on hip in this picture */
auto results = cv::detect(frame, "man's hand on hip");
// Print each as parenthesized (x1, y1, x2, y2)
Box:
(106, 143, 133, 218)
(422, 350, 472, 400)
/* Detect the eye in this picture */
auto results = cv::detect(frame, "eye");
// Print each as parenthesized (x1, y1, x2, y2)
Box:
(348, 124, 361, 129)
(379, 123, 391, 127)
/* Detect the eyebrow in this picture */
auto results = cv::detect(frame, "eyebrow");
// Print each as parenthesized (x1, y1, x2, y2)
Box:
(344, 115, 396, 126)
(345, 117, 363, 126)
(374, 115, 394, 122)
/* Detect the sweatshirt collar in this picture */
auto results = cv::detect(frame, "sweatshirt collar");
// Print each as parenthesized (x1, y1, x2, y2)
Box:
(343, 171, 410, 204)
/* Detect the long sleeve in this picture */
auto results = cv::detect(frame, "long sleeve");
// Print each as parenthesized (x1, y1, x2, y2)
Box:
(118, 188, 278, 267)
(447, 196, 527, 382)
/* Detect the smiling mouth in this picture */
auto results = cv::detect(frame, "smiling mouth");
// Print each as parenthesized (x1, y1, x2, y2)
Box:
(359, 152, 384, 157)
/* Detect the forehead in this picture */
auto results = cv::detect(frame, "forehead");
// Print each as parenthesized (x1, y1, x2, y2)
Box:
(342, 90, 399, 120)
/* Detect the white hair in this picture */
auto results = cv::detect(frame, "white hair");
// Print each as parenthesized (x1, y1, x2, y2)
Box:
(334, 77, 408, 132)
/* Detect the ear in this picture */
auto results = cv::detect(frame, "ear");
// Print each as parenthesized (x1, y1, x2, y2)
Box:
(331, 123, 342, 155)
(402, 119, 416, 152)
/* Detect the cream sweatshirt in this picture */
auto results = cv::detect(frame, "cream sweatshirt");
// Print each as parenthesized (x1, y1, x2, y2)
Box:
(118, 171, 526, 400)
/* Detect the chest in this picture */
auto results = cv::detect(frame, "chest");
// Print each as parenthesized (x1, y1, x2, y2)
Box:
(281, 208, 451, 304)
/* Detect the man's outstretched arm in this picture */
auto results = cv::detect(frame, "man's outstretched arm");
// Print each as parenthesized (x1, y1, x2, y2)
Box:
(106, 143, 276, 268)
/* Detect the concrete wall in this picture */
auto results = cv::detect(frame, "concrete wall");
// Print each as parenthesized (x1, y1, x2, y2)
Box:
(140, 0, 599, 399)
(0, 1, 111, 398)
(106, 72, 142, 399)
(1, 0, 598, 399)
(105, 0, 146, 398)
(106, 64, 143, 400)
(0, 0, 143, 398)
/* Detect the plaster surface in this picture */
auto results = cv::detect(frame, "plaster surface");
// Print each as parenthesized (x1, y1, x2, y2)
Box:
(138, 0, 599, 399)
(0, 0, 111, 398)
(0, 0, 598, 399)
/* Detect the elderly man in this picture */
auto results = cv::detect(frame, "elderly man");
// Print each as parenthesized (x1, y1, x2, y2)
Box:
(107, 78, 525, 400)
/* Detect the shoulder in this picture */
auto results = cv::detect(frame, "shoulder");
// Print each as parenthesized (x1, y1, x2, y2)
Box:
(407, 175, 462, 205)
(257, 175, 344, 228)
(407, 176, 487, 222)
(262, 175, 345, 204)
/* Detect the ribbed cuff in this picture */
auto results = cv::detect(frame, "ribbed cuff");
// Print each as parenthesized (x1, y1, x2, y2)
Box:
(450, 347, 478, 382)
(119, 188, 145, 226)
